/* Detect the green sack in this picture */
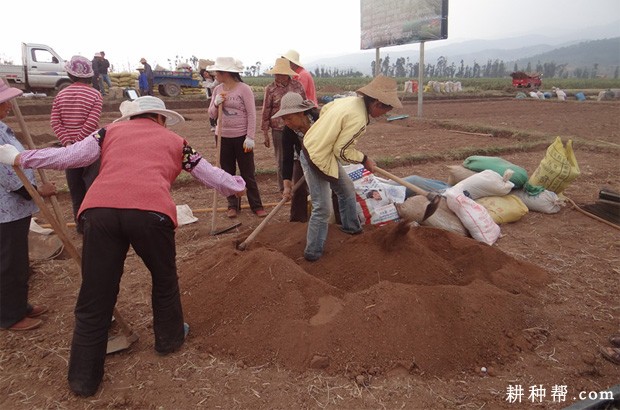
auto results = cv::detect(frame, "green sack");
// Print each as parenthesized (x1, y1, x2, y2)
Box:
(462, 156, 529, 188)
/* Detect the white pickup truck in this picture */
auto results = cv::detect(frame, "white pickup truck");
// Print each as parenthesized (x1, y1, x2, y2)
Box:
(0, 43, 71, 94)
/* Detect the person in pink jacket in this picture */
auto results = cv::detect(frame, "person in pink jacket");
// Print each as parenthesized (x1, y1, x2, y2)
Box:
(0, 96, 246, 397)
(208, 57, 266, 218)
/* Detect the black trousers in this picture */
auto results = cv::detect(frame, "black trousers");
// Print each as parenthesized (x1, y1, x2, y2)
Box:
(0, 215, 31, 328)
(290, 159, 309, 222)
(68, 208, 184, 395)
(65, 158, 100, 222)
(219, 136, 264, 212)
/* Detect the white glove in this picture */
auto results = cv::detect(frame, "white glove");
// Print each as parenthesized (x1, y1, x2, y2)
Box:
(0, 144, 20, 165)
(243, 138, 255, 153)
(214, 94, 225, 106)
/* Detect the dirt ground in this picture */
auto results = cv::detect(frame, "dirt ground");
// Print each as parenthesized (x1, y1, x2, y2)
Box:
(1, 95, 619, 409)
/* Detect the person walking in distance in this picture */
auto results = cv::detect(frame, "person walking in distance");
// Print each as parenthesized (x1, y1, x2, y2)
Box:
(140, 57, 154, 96)
(98, 51, 112, 95)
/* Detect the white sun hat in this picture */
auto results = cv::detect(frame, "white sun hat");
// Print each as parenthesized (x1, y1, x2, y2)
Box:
(206, 57, 244, 73)
(114, 96, 185, 126)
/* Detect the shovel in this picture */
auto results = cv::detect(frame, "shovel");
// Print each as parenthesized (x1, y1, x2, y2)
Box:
(373, 166, 441, 221)
(210, 104, 241, 236)
(12, 166, 138, 354)
(236, 176, 306, 251)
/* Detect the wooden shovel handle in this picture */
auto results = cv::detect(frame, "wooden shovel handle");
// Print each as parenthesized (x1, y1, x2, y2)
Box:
(373, 166, 430, 197)
(237, 176, 306, 251)
(211, 104, 224, 232)
(5, 91, 71, 236)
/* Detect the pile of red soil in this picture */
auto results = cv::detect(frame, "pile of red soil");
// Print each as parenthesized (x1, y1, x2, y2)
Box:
(180, 222, 549, 378)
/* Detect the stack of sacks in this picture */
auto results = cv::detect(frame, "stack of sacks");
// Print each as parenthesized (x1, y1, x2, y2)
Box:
(450, 154, 567, 217)
(110, 72, 139, 88)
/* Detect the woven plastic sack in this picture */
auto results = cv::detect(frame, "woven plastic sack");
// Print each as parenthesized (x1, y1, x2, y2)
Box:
(528, 137, 580, 194)
(420, 197, 468, 237)
(463, 156, 529, 188)
(476, 195, 529, 224)
(451, 169, 515, 200)
(512, 189, 564, 214)
(446, 165, 477, 186)
(445, 188, 501, 245)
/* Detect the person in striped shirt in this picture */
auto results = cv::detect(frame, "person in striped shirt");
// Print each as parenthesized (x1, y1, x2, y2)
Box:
(50, 55, 103, 233)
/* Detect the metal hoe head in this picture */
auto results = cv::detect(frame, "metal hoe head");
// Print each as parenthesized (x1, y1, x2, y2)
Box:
(422, 193, 441, 221)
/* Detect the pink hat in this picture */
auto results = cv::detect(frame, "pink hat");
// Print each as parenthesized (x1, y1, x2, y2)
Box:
(65, 55, 94, 78)
(0, 78, 23, 104)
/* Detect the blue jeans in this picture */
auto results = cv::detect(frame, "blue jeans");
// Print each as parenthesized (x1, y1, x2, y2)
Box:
(98, 74, 112, 94)
(299, 151, 361, 260)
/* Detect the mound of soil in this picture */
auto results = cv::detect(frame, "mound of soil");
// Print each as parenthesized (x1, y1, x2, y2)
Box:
(181, 222, 549, 379)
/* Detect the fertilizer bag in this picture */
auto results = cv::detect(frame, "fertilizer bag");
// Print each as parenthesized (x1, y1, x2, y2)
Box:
(462, 156, 529, 188)
(451, 169, 515, 200)
(512, 188, 564, 214)
(528, 137, 580, 194)
(445, 188, 501, 245)
(476, 195, 529, 224)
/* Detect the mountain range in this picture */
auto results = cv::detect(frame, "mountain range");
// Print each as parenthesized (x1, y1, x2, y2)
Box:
(305, 20, 620, 76)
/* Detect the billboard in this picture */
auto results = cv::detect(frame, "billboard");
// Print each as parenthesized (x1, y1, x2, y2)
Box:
(360, 0, 448, 49)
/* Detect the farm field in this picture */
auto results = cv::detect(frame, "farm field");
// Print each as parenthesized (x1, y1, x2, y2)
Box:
(1, 96, 619, 409)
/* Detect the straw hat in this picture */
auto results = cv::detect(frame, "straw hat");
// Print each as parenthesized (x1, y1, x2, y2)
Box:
(271, 92, 314, 119)
(265, 58, 298, 76)
(198, 59, 215, 70)
(282, 50, 303, 68)
(206, 57, 244, 73)
(356, 75, 402, 109)
(114, 96, 185, 126)
(65, 56, 94, 78)
(0, 78, 23, 104)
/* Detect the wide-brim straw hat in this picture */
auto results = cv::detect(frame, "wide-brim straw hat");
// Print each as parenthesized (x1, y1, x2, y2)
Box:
(282, 50, 303, 68)
(271, 92, 314, 118)
(0, 78, 23, 104)
(198, 59, 215, 70)
(357, 75, 403, 109)
(206, 57, 244, 73)
(265, 57, 298, 76)
(113, 96, 185, 126)
(65, 55, 94, 78)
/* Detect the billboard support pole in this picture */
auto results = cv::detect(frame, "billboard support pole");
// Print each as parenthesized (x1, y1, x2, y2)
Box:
(375, 47, 380, 76)
(417, 41, 425, 117)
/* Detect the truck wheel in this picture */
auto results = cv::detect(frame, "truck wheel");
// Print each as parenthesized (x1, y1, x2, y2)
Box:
(57, 81, 72, 92)
(158, 84, 168, 96)
(163, 83, 181, 98)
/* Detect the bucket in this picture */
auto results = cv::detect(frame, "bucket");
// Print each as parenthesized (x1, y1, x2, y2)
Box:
(575, 92, 586, 101)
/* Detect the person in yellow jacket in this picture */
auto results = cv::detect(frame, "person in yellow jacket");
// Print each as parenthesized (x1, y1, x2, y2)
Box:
(299, 75, 402, 261)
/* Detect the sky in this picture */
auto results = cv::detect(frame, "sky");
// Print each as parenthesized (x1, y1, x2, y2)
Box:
(1, 0, 618, 73)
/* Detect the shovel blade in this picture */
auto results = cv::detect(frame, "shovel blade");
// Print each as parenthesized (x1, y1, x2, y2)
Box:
(422, 194, 441, 221)
(106, 332, 139, 354)
(211, 222, 242, 236)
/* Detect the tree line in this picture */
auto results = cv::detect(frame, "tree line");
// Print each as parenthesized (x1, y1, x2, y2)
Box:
(365, 55, 619, 79)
